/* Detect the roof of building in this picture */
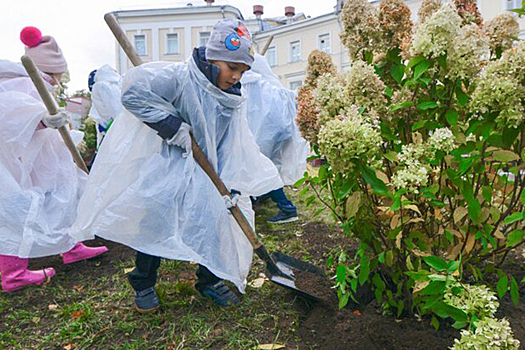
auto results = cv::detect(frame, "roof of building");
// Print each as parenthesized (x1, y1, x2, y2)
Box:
(112, 4, 244, 20)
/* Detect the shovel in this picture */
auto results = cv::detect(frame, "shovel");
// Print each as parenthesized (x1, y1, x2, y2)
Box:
(104, 13, 327, 300)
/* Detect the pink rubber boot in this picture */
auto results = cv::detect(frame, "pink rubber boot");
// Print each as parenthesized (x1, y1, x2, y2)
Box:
(62, 243, 108, 265)
(0, 255, 55, 292)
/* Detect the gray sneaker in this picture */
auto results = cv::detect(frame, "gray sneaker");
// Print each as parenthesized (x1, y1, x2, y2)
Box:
(134, 287, 160, 314)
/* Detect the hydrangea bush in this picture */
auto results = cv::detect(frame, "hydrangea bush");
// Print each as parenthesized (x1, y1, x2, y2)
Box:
(298, 0, 525, 331)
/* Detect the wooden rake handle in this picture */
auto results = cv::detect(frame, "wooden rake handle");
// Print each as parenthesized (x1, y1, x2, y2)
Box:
(260, 35, 274, 56)
(21, 55, 89, 174)
(104, 13, 263, 250)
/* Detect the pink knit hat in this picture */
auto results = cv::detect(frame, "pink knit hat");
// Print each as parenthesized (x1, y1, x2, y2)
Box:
(20, 27, 68, 74)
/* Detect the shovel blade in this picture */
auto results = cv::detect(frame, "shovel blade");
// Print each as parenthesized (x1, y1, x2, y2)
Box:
(265, 251, 327, 301)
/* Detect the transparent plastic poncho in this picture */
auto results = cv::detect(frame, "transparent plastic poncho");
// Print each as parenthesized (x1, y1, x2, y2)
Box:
(0, 60, 85, 258)
(241, 54, 308, 185)
(88, 65, 123, 146)
(72, 58, 283, 291)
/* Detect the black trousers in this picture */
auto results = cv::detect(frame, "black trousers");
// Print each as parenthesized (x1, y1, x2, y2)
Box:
(128, 251, 221, 292)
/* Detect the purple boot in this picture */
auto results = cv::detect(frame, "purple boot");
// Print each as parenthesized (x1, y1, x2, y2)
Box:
(62, 243, 108, 265)
(0, 255, 55, 292)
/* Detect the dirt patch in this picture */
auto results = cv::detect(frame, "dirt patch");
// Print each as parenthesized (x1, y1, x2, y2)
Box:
(294, 270, 337, 305)
(298, 300, 460, 350)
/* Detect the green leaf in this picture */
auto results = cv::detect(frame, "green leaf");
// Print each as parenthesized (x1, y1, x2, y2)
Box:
(417, 101, 439, 110)
(455, 85, 468, 106)
(432, 302, 468, 323)
(446, 261, 460, 274)
(511, 276, 519, 306)
(336, 265, 346, 284)
(506, 229, 525, 248)
(482, 186, 492, 203)
(446, 109, 458, 126)
(385, 151, 398, 162)
(413, 60, 431, 80)
(359, 164, 390, 197)
(294, 178, 306, 187)
(493, 150, 519, 162)
(468, 198, 481, 225)
(431, 316, 440, 331)
(345, 192, 362, 219)
(497, 274, 508, 299)
(391, 100, 414, 111)
(339, 292, 350, 309)
(421, 281, 447, 295)
(412, 120, 427, 131)
(390, 64, 404, 84)
(504, 212, 523, 225)
(358, 261, 371, 285)
(405, 271, 431, 281)
(407, 56, 425, 69)
(397, 300, 405, 317)
(423, 256, 448, 272)
(452, 321, 469, 329)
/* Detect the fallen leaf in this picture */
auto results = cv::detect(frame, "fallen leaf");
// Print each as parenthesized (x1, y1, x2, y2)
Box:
(414, 280, 430, 293)
(257, 344, 285, 350)
(32, 316, 40, 324)
(404, 205, 421, 216)
(48, 304, 59, 311)
(64, 344, 76, 350)
(72, 311, 84, 318)
(353, 310, 361, 316)
(73, 286, 84, 291)
(248, 277, 267, 288)
(123, 267, 135, 274)
(453, 207, 468, 224)
(390, 215, 400, 230)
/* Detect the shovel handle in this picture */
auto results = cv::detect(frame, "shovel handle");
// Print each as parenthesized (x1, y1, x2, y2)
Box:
(190, 138, 263, 249)
(104, 13, 144, 67)
(20, 55, 89, 174)
(260, 35, 274, 56)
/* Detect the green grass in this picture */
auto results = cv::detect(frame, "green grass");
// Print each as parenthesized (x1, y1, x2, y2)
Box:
(0, 186, 340, 349)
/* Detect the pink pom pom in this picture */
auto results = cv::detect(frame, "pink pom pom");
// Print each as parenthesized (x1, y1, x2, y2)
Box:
(20, 27, 43, 48)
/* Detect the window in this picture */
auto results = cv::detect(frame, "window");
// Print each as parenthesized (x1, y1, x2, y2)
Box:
(266, 46, 277, 67)
(507, 0, 523, 10)
(318, 34, 331, 54)
(199, 31, 211, 47)
(289, 80, 303, 91)
(134, 35, 146, 56)
(166, 33, 179, 55)
(290, 40, 301, 62)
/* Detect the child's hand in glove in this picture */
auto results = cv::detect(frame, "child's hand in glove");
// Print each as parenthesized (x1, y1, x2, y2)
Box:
(42, 108, 70, 129)
(167, 122, 192, 157)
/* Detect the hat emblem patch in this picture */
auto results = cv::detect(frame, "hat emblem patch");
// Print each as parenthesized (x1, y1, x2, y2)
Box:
(225, 33, 241, 51)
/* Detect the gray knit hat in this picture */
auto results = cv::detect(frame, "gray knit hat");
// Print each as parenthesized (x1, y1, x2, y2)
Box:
(205, 19, 254, 68)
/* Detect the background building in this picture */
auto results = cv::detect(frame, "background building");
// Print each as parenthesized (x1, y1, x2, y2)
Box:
(112, 0, 525, 90)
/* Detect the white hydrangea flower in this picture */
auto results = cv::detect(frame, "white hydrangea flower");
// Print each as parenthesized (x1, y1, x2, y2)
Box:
(444, 283, 499, 319)
(447, 24, 490, 80)
(318, 108, 382, 174)
(428, 128, 456, 153)
(411, 4, 462, 59)
(452, 318, 520, 350)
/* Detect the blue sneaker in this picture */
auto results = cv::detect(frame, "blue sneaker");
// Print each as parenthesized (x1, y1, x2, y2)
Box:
(267, 210, 299, 224)
(197, 281, 240, 307)
(134, 287, 160, 314)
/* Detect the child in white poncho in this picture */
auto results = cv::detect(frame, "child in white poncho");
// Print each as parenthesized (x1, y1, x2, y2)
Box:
(0, 27, 108, 293)
(71, 19, 283, 312)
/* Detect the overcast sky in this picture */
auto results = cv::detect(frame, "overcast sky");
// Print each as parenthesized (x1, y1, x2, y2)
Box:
(1, 0, 336, 92)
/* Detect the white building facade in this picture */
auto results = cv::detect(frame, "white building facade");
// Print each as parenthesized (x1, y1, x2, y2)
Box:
(113, 0, 525, 89)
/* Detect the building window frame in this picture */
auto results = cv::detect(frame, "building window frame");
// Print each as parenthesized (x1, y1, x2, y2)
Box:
(289, 79, 303, 91)
(266, 46, 277, 67)
(289, 40, 302, 63)
(505, 0, 523, 10)
(165, 32, 180, 55)
(134, 34, 147, 56)
(318, 32, 331, 54)
(199, 31, 211, 47)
